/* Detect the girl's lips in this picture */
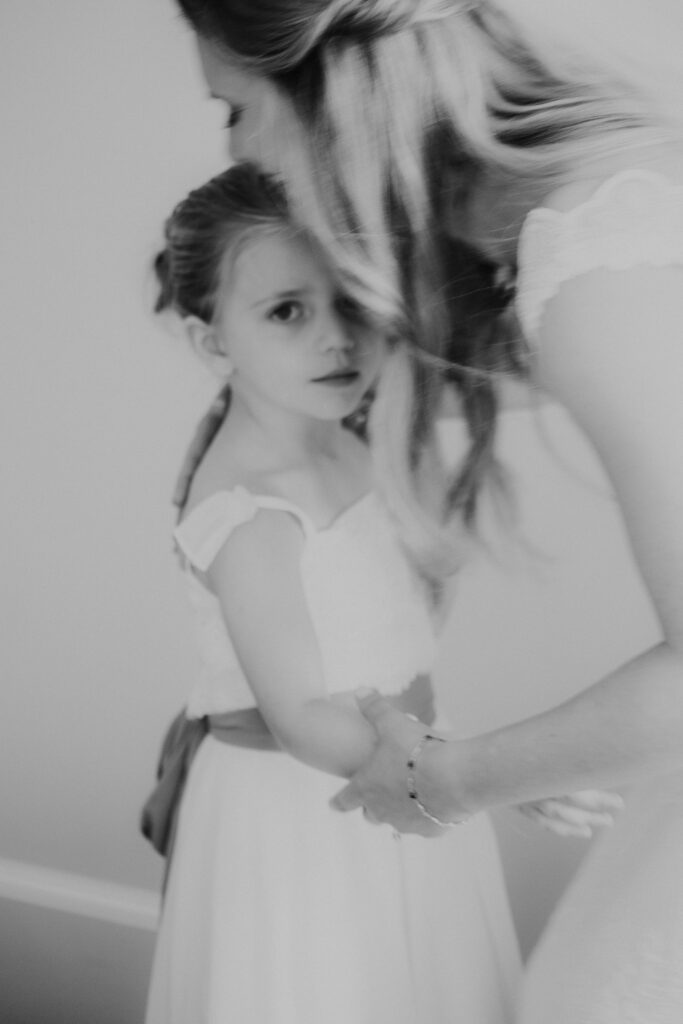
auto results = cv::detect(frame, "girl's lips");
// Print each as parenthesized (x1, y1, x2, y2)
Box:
(311, 370, 360, 387)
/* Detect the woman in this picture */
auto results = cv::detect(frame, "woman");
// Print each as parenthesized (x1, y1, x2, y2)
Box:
(170, 1, 683, 1020)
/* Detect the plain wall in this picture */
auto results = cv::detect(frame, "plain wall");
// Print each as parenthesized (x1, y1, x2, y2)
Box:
(2, 0, 225, 892)
(0, 0, 661, 1011)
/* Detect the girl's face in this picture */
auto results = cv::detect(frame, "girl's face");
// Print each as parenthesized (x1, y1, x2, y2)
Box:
(212, 231, 385, 423)
(197, 37, 281, 168)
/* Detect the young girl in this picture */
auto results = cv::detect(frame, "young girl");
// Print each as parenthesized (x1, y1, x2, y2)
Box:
(146, 161, 617, 1023)
(144, 161, 522, 1024)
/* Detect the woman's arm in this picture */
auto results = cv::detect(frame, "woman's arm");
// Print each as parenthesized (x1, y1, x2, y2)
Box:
(333, 260, 683, 828)
(208, 508, 380, 778)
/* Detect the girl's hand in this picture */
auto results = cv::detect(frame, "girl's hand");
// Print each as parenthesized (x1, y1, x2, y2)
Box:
(330, 690, 456, 837)
(516, 790, 624, 838)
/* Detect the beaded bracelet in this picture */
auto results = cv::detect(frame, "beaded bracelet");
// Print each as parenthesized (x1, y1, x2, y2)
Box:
(406, 734, 470, 829)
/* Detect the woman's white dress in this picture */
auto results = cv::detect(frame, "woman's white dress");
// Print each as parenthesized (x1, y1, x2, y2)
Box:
(516, 169, 683, 1024)
(145, 486, 520, 1024)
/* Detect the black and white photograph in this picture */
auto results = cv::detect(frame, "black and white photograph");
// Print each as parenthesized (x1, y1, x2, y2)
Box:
(2, 2, 682, 1021)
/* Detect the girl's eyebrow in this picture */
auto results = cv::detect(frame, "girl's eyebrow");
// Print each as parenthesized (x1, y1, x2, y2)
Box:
(251, 287, 312, 309)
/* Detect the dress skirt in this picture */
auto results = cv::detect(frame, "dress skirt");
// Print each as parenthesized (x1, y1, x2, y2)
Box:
(146, 735, 521, 1024)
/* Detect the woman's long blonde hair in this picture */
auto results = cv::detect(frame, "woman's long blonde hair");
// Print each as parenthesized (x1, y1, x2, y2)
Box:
(177, 0, 682, 579)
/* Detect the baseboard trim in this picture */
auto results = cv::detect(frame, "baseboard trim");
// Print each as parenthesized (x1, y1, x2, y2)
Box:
(0, 857, 160, 931)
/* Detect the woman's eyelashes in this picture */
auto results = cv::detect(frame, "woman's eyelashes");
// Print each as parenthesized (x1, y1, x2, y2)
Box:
(224, 106, 244, 129)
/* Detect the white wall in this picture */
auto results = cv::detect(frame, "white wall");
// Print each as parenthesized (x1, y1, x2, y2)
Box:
(0, 0, 660, 1015)
(1, 0, 225, 891)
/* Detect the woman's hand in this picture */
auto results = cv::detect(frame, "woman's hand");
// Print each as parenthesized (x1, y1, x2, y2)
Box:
(330, 690, 463, 837)
(516, 790, 624, 839)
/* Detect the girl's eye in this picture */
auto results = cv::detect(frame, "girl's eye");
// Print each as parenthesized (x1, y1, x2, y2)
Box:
(269, 301, 304, 324)
(225, 106, 243, 129)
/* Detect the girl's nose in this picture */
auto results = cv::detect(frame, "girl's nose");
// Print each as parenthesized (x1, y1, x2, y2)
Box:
(320, 312, 353, 353)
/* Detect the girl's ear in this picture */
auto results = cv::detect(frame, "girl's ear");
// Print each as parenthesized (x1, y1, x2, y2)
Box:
(183, 316, 234, 378)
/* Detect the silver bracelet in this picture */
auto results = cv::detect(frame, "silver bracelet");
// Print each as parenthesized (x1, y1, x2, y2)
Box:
(406, 734, 470, 829)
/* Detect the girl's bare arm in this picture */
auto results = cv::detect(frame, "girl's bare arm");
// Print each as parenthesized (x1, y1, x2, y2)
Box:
(207, 508, 383, 778)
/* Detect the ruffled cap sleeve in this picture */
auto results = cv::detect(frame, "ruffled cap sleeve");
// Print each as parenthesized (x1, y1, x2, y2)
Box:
(173, 486, 259, 573)
(516, 169, 683, 344)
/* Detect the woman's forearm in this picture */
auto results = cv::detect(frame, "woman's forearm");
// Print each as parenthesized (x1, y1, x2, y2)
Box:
(426, 642, 683, 820)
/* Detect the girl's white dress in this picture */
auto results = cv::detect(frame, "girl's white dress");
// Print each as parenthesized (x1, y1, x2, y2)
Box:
(145, 486, 520, 1024)
(516, 169, 683, 1024)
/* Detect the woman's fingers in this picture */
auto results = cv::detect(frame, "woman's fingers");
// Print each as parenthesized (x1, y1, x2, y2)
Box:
(517, 790, 622, 837)
(355, 689, 429, 745)
(518, 803, 592, 838)
(562, 790, 624, 811)
(354, 689, 403, 732)
(535, 799, 615, 828)
(533, 790, 624, 831)
(331, 694, 445, 833)
(517, 789, 624, 835)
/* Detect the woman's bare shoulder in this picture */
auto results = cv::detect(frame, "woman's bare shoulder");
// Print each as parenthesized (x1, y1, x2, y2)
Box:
(539, 139, 683, 215)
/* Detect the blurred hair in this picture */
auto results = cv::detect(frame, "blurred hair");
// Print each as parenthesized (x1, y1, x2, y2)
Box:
(175, 0, 677, 576)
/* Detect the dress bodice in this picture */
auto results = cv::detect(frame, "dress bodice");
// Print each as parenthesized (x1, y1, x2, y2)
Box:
(173, 486, 437, 717)
(516, 168, 683, 344)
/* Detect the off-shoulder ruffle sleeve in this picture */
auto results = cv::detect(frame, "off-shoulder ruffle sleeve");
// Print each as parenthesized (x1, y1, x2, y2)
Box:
(516, 169, 683, 344)
(173, 486, 260, 573)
